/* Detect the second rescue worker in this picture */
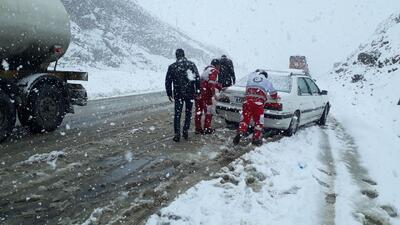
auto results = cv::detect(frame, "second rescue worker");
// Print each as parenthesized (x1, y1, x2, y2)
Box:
(195, 59, 221, 134)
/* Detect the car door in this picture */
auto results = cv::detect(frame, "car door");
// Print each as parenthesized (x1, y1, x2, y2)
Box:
(304, 78, 324, 120)
(297, 77, 315, 124)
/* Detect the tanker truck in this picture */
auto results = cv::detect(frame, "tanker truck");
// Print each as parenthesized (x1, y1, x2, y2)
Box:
(0, 0, 88, 142)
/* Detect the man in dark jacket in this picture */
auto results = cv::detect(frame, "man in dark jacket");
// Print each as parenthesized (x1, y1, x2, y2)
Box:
(218, 55, 236, 88)
(165, 49, 200, 142)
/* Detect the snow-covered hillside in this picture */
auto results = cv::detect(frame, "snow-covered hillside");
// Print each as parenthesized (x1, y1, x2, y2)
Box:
(326, 11, 400, 145)
(321, 11, 400, 223)
(58, 0, 221, 99)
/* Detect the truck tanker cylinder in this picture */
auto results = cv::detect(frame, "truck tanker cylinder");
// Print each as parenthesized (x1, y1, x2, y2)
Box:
(0, 0, 71, 70)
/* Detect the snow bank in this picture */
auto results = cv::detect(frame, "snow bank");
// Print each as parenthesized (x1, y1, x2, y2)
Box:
(69, 67, 166, 100)
(147, 127, 330, 225)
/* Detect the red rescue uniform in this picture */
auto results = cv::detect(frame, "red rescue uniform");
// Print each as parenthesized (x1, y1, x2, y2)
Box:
(195, 66, 221, 133)
(238, 72, 278, 141)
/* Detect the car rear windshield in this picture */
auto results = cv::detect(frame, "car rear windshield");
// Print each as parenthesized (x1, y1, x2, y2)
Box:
(236, 74, 292, 93)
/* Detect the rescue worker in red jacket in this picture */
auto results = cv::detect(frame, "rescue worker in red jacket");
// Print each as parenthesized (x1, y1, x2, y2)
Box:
(233, 70, 279, 146)
(195, 59, 221, 134)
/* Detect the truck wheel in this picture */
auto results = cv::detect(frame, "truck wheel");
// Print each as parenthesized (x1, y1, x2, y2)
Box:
(284, 111, 300, 137)
(0, 92, 16, 142)
(18, 107, 31, 127)
(29, 83, 66, 133)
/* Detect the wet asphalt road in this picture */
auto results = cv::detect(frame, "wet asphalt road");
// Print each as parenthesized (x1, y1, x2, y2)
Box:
(0, 92, 250, 225)
(0, 92, 170, 164)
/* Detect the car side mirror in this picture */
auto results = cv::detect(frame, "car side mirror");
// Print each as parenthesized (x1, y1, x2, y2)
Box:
(320, 90, 328, 95)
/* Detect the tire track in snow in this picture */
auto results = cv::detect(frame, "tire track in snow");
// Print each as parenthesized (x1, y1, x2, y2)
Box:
(328, 118, 393, 225)
(318, 124, 337, 225)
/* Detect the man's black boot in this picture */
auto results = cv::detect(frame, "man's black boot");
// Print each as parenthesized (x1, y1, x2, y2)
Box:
(183, 131, 189, 140)
(195, 129, 204, 135)
(173, 134, 180, 142)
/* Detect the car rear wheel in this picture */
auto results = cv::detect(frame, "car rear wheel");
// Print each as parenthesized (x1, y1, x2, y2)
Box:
(317, 104, 330, 126)
(0, 92, 16, 142)
(285, 111, 300, 137)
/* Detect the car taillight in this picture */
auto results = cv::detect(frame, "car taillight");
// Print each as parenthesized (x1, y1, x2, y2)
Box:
(265, 102, 282, 111)
(218, 95, 230, 103)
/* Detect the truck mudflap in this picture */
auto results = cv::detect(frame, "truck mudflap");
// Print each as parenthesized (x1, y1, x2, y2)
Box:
(67, 83, 87, 106)
(50, 71, 88, 81)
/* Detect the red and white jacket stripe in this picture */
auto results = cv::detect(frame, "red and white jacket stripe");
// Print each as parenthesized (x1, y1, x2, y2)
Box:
(245, 72, 278, 103)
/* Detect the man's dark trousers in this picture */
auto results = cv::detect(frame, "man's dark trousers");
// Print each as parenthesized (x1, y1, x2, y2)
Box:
(174, 98, 194, 136)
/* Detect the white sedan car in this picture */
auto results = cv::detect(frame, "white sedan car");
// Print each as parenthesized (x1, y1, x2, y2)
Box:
(216, 69, 330, 136)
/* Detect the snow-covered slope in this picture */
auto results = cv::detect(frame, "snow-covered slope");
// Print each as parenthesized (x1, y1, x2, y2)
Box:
(58, 0, 221, 99)
(323, 11, 400, 219)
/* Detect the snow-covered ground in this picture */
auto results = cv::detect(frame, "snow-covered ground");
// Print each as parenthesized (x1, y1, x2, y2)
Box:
(147, 127, 332, 225)
(60, 65, 169, 100)
(147, 118, 399, 225)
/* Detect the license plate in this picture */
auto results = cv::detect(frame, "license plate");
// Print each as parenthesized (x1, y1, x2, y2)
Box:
(235, 96, 244, 104)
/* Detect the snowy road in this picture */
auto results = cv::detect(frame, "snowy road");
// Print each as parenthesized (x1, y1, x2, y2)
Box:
(0, 93, 398, 225)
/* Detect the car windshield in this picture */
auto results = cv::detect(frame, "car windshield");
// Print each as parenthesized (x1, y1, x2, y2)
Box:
(236, 74, 292, 93)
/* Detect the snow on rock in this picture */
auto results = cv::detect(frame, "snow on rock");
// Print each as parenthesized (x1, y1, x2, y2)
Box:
(147, 127, 330, 225)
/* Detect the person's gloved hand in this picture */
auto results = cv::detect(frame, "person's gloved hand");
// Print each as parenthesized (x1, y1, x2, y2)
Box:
(168, 96, 174, 102)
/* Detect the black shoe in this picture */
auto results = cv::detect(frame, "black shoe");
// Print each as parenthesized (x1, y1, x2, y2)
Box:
(173, 135, 180, 142)
(183, 131, 189, 140)
(233, 133, 242, 145)
(204, 128, 215, 134)
(252, 139, 263, 147)
(195, 129, 204, 135)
